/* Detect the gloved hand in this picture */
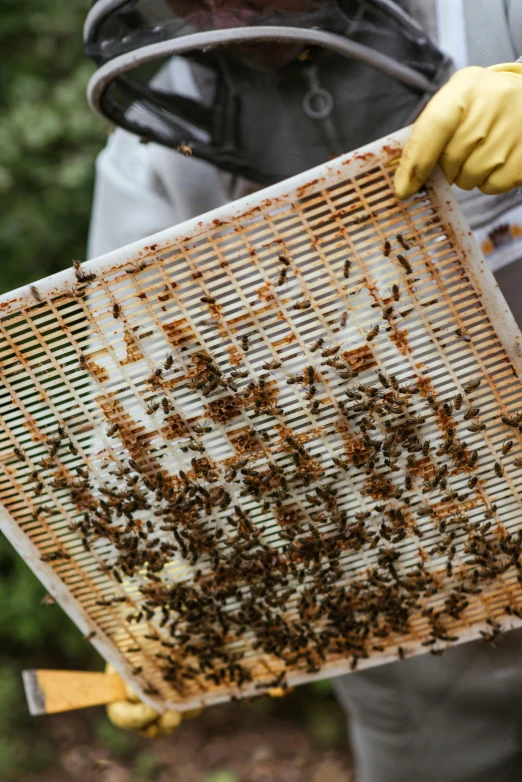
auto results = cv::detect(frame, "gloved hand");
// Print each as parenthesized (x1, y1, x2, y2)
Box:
(105, 665, 201, 738)
(395, 63, 522, 198)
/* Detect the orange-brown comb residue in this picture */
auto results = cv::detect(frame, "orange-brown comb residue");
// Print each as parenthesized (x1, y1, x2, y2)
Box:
(362, 474, 394, 500)
(164, 318, 195, 347)
(230, 429, 264, 456)
(389, 325, 410, 355)
(256, 283, 277, 305)
(227, 345, 242, 366)
(122, 329, 144, 365)
(342, 345, 377, 373)
(205, 395, 243, 424)
(161, 414, 188, 440)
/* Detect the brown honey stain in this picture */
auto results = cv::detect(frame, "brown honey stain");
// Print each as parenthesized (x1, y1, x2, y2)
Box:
(122, 330, 144, 365)
(257, 283, 277, 305)
(205, 301, 222, 319)
(341, 345, 376, 373)
(389, 325, 410, 355)
(272, 332, 297, 348)
(408, 456, 432, 480)
(415, 373, 434, 397)
(227, 345, 242, 366)
(230, 429, 264, 456)
(205, 395, 243, 424)
(161, 414, 188, 440)
(158, 286, 173, 302)
(164, 319, 195, 347)
(87, 360, 110, 383)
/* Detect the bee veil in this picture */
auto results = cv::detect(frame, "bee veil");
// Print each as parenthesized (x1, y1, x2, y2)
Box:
(85, 0, 452, 185)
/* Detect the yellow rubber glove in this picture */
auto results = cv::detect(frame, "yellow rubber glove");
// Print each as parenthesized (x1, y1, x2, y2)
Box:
(395, 63, 522, 198)
(105, 665, 201, 738)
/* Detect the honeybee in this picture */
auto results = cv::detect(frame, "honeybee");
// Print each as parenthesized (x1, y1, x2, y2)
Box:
(502, 440, 513, 456)
(397, 254, 412, 274)
(455, 328, 471, 342)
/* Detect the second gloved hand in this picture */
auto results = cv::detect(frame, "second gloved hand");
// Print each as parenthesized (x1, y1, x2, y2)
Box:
(105, 665, 200, 738)
(395, 63, 522, 198)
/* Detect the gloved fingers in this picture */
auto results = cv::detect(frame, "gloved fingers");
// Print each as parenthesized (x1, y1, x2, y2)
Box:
(439, 134, 484, 187)
(436, 93, 501, 186)
(487, 62, 522, 80)
(394, 69, 485, 199)
(440, 114, 508, 191)
(106, 699, 161, 732)
(139, 710, 182, 739)
(453, 135, 513, 192)
(394, 93, 463, 198)
(479, 151, 522, 195)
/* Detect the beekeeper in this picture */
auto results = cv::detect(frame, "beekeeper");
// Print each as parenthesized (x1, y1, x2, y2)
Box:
(85, 1, 522, 779)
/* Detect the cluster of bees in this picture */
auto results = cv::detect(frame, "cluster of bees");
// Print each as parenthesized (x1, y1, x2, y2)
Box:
(16, 241, 522, 700)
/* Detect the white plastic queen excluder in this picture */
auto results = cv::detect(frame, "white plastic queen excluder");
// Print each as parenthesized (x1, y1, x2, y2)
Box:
(3, 127, 522, 714)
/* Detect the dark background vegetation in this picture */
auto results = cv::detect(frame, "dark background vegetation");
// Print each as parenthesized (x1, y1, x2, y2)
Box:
(0, 1, 351, 779)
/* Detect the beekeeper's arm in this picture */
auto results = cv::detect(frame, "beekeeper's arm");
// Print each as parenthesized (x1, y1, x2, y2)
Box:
(87, 128, 180, 259)
(88, 128, 231, 259)
(395, 62, 522, 198)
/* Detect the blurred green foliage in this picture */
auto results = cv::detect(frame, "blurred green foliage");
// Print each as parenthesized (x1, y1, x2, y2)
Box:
(0, 0, 106, 661)
(0, 0, 106, 291)
(204, 773, 239, 782)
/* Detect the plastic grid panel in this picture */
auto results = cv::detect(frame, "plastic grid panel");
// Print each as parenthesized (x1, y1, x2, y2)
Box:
(1, 129, 522, 711)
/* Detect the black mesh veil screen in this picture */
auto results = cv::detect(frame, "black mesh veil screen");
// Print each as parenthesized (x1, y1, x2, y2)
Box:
(85, 0, 450, 183)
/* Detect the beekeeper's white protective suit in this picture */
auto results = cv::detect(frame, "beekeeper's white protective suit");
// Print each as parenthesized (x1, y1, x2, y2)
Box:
(88, 1, 522, 779)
